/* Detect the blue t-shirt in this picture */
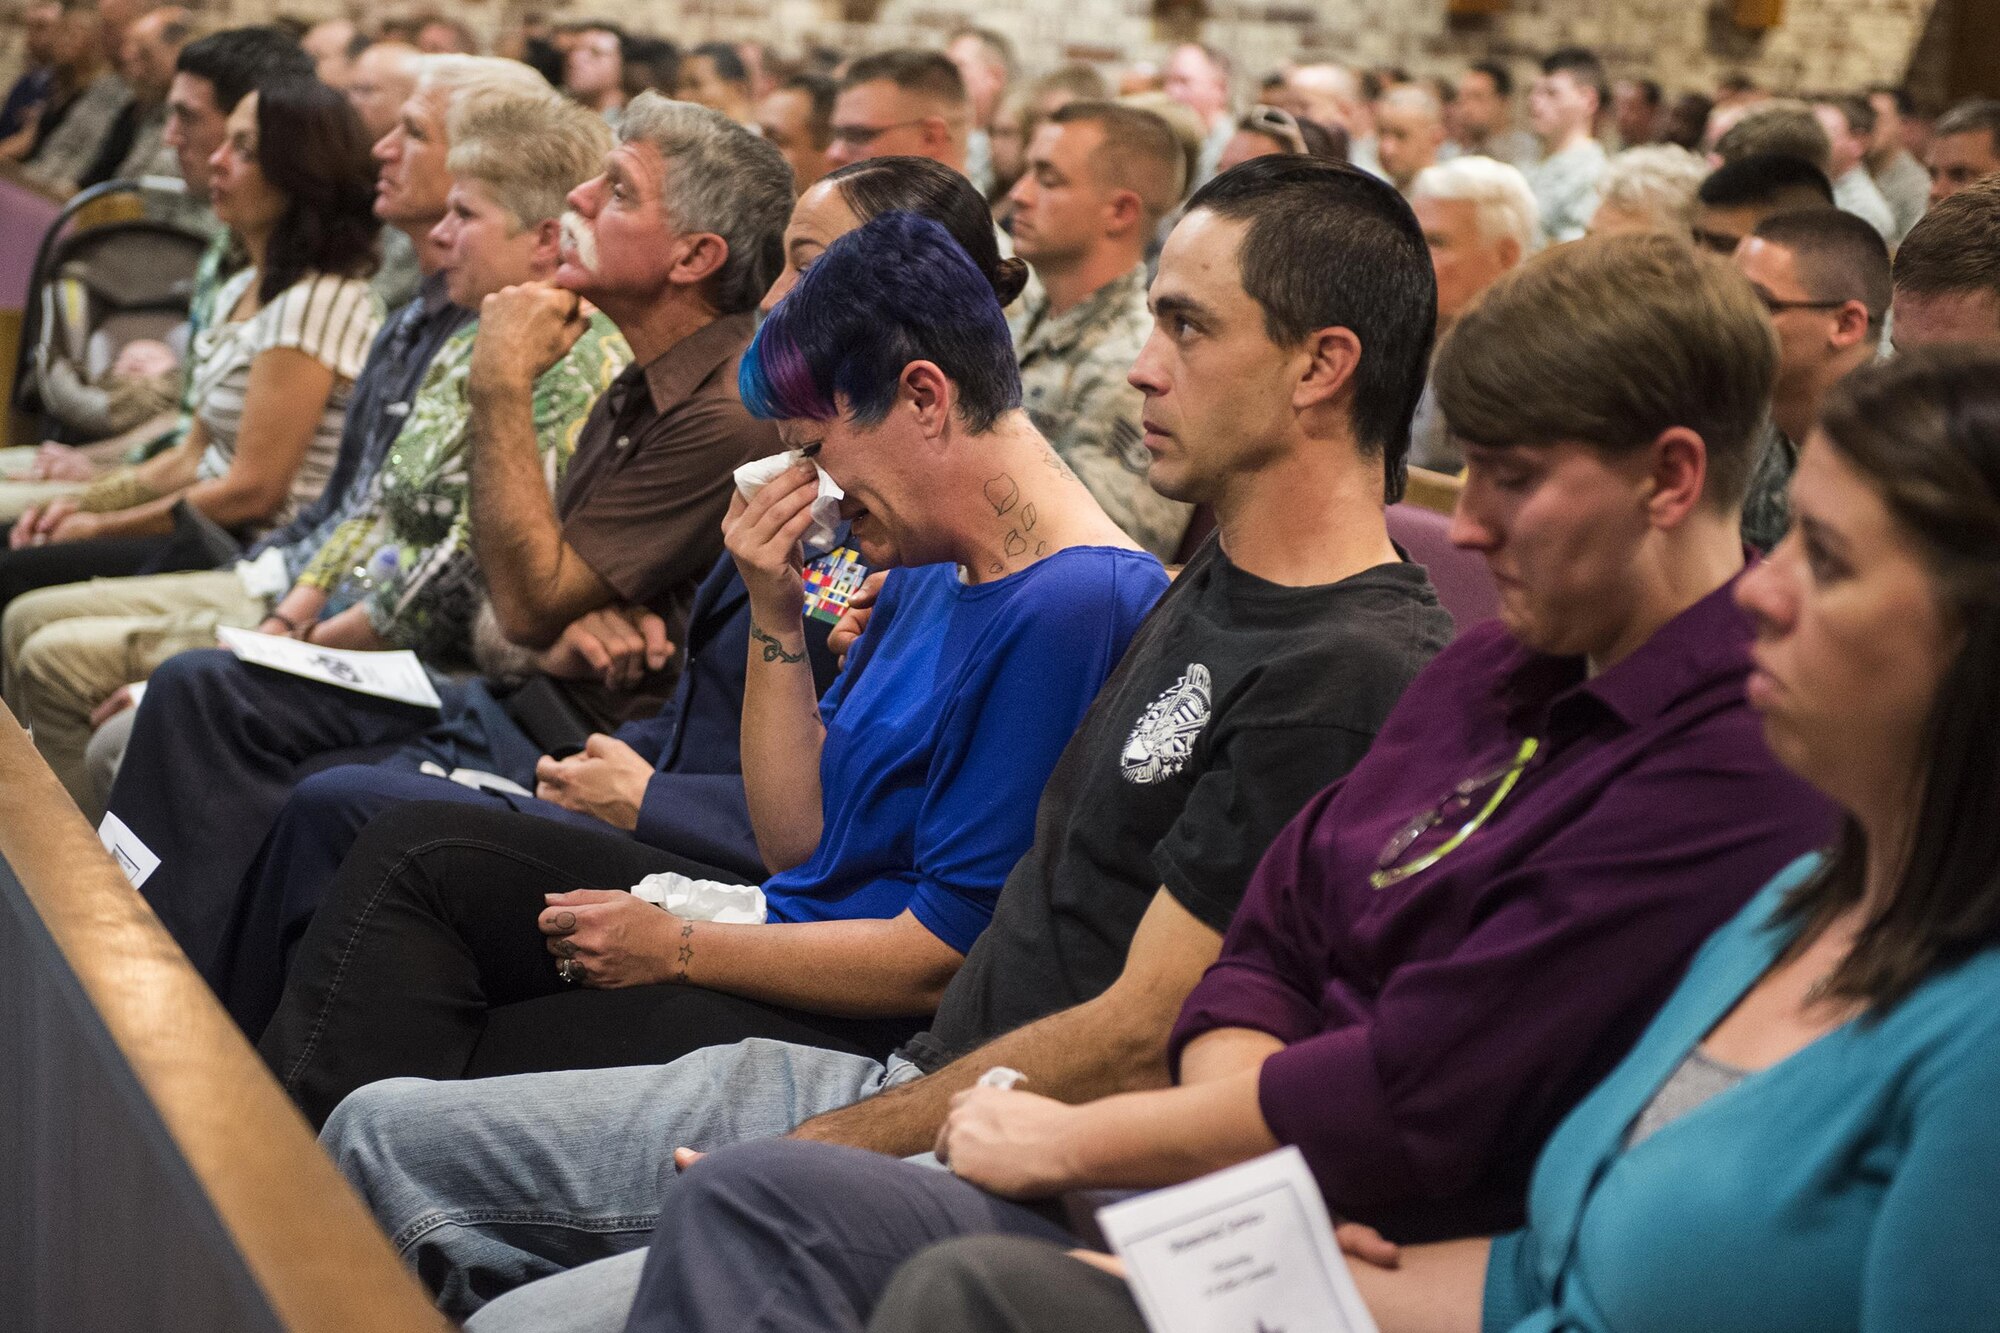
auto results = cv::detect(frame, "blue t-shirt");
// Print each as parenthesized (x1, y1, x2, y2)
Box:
(762, 546, 1168, 952)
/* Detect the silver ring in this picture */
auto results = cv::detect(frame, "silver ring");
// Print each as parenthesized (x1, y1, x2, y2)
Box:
(557, 959, 581, 984)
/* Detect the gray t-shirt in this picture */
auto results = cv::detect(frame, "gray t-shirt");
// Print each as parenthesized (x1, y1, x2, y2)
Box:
(898, 536, 1455, 1072)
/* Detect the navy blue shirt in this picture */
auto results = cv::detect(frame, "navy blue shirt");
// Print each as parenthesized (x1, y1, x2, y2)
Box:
(613, 543, 857, 877)
(762, 547, 1168, 952)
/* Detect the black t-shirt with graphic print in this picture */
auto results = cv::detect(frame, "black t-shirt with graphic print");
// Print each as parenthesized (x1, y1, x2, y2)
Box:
(898, 535, 1455, 1072)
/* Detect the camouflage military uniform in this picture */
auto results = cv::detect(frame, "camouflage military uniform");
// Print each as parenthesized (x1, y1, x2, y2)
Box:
(1740, 420, 1796, 555)
(1012, 264, 1191, 560)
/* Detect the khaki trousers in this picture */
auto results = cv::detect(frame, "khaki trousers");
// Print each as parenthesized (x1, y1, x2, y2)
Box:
(2, 567, 269, 817)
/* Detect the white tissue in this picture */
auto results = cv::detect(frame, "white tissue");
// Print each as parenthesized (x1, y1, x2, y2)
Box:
(734, 451, 845, 552)
(629, 870, 770, 923)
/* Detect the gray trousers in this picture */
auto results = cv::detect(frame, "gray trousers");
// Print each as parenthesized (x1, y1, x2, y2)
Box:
(869, 1235, 1148, 1333)
(620, 1139, 1080, 1333)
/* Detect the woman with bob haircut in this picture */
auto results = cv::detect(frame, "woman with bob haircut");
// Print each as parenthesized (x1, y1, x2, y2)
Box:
(259, 162, 1146, 1128)
(861, 346, 2000, 1333)
(1, 79, 382, 610)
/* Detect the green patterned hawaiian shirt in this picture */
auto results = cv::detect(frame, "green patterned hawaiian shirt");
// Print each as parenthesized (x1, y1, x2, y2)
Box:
(298, 310, 629, 667)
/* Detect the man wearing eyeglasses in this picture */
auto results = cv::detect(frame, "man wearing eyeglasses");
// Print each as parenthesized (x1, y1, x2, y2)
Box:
(323, 156, 1455, 1333)
(1734, 210, 1891, 551)
(825, 48, 972, 174)
(822, 47, 1039, 314)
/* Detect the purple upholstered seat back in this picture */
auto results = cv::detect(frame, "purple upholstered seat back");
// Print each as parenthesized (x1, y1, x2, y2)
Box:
(1387, 501, 1499, 636)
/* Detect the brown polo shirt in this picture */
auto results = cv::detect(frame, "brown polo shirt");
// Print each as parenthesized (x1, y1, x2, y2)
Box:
(554, 310, 778, 723)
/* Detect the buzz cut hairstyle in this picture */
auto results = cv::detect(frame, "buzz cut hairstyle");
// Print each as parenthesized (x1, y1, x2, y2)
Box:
(1541, 45, 1605, 101)
(1753, 208, 1893, 332)
(1047, 100, 1189, 221)
(1697, 152, 1835, 211)
(1468, 59, 1513, 99)
(446, 92, 614, 229)
(840, 48, 967, 110)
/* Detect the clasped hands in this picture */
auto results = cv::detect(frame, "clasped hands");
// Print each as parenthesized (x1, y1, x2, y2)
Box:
(535, 733, 654, 830)
(9, 495, 97, 548)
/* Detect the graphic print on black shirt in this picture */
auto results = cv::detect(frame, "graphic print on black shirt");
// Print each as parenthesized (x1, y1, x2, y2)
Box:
(900, 535, 1455, 1071)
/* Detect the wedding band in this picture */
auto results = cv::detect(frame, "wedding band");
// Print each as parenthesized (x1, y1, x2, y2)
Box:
(557, 959, 581, 984)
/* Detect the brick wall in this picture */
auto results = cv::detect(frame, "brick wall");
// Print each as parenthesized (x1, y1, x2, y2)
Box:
(477, 0, 1937, 95)
(6, 0, 1941, 99)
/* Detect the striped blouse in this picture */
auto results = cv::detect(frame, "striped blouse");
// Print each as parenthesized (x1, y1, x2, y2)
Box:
(189, 268, 382, 538)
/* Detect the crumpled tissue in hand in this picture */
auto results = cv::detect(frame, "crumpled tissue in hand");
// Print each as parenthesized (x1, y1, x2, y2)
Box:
(733, 451, 845, 551)
(629, 870, 769, 923)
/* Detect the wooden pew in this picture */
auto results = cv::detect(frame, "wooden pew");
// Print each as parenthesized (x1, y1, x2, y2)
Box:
(1402, 464, 1463, 517)
(0, 706, 452, 1332)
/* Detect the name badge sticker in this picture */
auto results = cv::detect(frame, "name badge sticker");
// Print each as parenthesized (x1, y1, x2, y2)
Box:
(1097, 1146, 1379, 1333)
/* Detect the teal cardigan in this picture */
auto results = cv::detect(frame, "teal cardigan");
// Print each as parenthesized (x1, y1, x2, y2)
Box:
(1484, 853, 2000, 1333)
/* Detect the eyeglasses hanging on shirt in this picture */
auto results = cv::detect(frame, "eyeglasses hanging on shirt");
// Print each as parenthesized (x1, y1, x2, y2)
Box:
(1370, 735, 1541, 889)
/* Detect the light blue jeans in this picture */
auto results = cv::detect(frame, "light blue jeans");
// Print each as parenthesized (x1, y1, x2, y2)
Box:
(320, 1038, 924, 1326)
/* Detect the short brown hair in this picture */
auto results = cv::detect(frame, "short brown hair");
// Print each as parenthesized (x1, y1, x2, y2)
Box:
(1433, 233, 1776, 509)
(840, 48, 966, 111)
(1715, 100, 1832, 175)
(1894, 177, 2000, 305)
(1048, 100, 1187, 222)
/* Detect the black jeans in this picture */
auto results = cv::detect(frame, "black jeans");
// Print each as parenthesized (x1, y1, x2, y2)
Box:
(259, 801, 925, 1128)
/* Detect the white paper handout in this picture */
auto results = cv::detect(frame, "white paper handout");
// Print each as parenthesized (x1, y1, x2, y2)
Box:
(216, 626, 442, 709)
(98, 811, 160, 889)
(1098, 1146, 1380, 1333)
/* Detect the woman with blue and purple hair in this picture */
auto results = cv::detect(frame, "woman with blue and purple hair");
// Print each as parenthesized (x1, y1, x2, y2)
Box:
(258, 187, 1167, 1126)
(552, 206, 1163, 1018)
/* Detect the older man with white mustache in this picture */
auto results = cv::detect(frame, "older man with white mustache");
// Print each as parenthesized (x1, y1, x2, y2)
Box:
(89, 95, 796, 1018)
(463, 93, 791, 669)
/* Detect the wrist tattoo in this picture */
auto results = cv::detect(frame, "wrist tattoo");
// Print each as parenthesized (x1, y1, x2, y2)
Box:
(674, 920, 695, 984)
(750, 622, 804, 664)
